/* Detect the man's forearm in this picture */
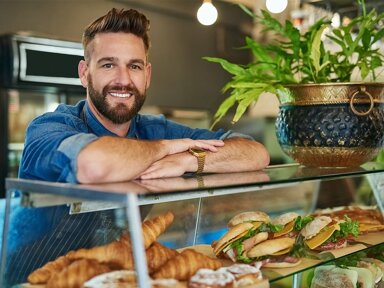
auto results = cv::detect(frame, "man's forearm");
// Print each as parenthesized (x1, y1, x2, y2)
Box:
(76, 136, 225, 183)
(77, 136, 167, 183)
(203, 138, 270, 173)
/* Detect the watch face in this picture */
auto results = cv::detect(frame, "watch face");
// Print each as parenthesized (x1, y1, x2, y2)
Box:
(190, 147, 206, 156)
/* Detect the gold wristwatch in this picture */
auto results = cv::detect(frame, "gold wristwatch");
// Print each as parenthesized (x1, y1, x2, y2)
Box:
(188, 147, 206, 174)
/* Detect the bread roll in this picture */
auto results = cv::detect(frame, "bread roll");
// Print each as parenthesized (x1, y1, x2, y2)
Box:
(247, 237, 294, 258)
(228, 211, 270, 228)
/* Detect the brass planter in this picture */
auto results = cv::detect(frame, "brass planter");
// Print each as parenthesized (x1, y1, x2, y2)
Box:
(275, 82, 384, 167)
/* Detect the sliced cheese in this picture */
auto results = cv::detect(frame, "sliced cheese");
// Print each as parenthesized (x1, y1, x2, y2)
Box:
(304, 223, 340, 250)
(252, 221, 263, 229)
(274, 221, 294, 238)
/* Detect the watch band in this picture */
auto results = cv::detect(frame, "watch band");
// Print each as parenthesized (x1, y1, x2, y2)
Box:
(189, 148, 206, 174)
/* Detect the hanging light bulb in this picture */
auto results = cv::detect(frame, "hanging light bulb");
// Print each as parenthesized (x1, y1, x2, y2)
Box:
(266, 0, 288, 14)
(197, 0, 218, 26)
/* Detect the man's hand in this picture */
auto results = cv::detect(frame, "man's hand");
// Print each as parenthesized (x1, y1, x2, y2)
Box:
(161, 138, 224, 155)
(138, 152, 192, 179)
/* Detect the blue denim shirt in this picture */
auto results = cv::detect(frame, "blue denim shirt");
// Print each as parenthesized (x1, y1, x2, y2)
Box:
(19, 100, 245, 183)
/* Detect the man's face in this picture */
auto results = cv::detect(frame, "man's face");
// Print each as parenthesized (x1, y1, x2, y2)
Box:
(79, 32, 151, 124)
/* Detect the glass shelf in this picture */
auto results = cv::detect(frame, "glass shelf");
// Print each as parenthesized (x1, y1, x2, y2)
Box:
(6, 162, 384, 207)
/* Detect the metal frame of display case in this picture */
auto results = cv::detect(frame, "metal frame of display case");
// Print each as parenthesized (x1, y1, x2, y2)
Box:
(2, 162, 384, 287)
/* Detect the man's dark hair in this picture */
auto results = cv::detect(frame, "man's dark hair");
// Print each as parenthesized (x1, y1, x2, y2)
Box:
(82, 8, 150, 60)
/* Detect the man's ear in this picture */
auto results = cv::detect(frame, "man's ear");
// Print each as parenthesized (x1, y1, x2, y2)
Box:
(78, 60, 88, 88)
(145, 62, 152, 89)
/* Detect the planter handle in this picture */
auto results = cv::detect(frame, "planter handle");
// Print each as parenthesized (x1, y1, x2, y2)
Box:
(349, 87, 374, 116)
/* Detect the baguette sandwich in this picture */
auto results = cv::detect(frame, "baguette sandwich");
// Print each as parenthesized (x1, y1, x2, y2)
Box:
(299, 215, 359, 251)
(213, 211, 281, 263)
(213, 211, 301, 267)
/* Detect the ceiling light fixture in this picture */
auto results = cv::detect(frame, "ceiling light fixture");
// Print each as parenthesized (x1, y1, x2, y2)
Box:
(266, 0, 288, 14)
(197, 0, 218, 26)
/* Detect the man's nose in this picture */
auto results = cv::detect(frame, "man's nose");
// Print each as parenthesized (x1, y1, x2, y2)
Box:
(116, 67, 133, 85)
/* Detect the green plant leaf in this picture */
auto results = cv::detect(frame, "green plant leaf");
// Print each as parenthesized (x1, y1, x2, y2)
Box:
(203, 57, 245, 76)
(310, 24, 328, 78)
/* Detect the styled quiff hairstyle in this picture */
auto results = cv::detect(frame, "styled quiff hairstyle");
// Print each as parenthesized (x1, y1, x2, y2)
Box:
(82, 8, 150, 61)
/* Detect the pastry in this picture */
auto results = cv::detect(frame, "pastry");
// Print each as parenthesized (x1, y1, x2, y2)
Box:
(27, 255, 72, 284)
(146, 241, 179, 274)
(152, 249, 222, 281)
(142, 211, 175, 249)
(66, 238, 133, 269)
(188, 268, 235, 288)
(83, 270, 138, 288)
(46, 258, 110, 288)
(219, 264, 263, 287)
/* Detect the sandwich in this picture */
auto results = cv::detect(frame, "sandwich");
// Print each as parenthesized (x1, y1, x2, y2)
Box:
(310, 265, 359, 288)
(299, 215, 359, 251)
(246, 237, 301, 268)
(227, 211, 271, 228)
(213, 211, 281, 262)
(272, 212, 313, 239)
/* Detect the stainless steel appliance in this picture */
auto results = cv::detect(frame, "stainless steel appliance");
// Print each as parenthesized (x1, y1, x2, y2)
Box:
(0, 33, 85, 197)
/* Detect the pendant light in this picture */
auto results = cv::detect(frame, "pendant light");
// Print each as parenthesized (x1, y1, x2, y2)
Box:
(197, 0, 218, 26)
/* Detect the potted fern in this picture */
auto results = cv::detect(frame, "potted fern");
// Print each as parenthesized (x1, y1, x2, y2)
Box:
(205, 0, 384, 167)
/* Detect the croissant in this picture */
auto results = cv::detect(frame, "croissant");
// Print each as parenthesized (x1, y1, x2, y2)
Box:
(66, 238, 133, 270)
(151, 249, 222, 281)
(142, 211, 175, 249)
(146, 241, 179, 274)
(27, 255, 72, 284)
(46, 258, 111, 288)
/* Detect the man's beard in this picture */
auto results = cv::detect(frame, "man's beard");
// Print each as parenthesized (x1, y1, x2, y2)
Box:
(88, 76, 146, 124)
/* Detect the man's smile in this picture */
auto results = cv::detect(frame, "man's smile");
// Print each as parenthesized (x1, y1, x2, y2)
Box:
(109, 92, 133, 98)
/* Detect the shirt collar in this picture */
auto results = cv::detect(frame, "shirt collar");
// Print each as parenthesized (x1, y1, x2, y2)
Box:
(84, 101, 139, 138)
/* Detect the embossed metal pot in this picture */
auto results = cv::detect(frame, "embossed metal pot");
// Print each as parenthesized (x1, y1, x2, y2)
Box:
(275, 83, 384, 167)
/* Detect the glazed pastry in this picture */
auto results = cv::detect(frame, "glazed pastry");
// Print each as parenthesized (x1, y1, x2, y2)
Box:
(219, 264, 263, 287)
(146, 241, 179, 274)
(66, 238, 133, 270)
(152, 249, 222, 281)
(151, 278, 188, 288)
(83, 270, 138, 288)
(27, 255, 72, 284)
(188, 268, 235, 288)
(142, 211, 175, 249)
(46, 258, 110, 288)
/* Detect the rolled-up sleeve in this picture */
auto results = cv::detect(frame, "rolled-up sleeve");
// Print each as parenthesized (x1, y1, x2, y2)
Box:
(56, 133, 98, 182)
(219, 130, 254, 140)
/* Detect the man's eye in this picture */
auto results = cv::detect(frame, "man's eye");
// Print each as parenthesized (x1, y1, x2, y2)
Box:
(130, 64, 143, 70)
(102, 63, 113, 68)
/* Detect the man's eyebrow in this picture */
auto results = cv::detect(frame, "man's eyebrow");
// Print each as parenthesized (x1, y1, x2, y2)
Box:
(130, 58, 146, 65)
(97, 57, 116, 64)
(96, 57, 146, 65)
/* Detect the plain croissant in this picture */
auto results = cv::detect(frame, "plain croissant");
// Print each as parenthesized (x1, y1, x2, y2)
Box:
(142, 211, 175, 249)
(46, 258, 110, 288)
(66, 238, 133, 270)
(27, 255, 72, 284)
(151, 249, 222, 281)
(146, 241, 179, 274)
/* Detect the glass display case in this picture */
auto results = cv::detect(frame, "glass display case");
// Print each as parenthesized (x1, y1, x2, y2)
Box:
(1, 163, 384, 287)
(0, 33, 86, 198)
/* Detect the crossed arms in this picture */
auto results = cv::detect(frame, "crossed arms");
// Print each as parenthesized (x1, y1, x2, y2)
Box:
(77, 137, 270, 184)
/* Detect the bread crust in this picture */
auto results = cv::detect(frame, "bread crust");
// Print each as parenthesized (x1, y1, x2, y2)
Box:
(213, 223, 254, 256)
(272, 212, 299, 226)
(246, 237, 295, 258)
(228, 211, 270, 227)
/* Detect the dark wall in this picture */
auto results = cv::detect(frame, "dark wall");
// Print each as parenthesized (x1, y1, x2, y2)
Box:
(0, 0, 252, 112)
